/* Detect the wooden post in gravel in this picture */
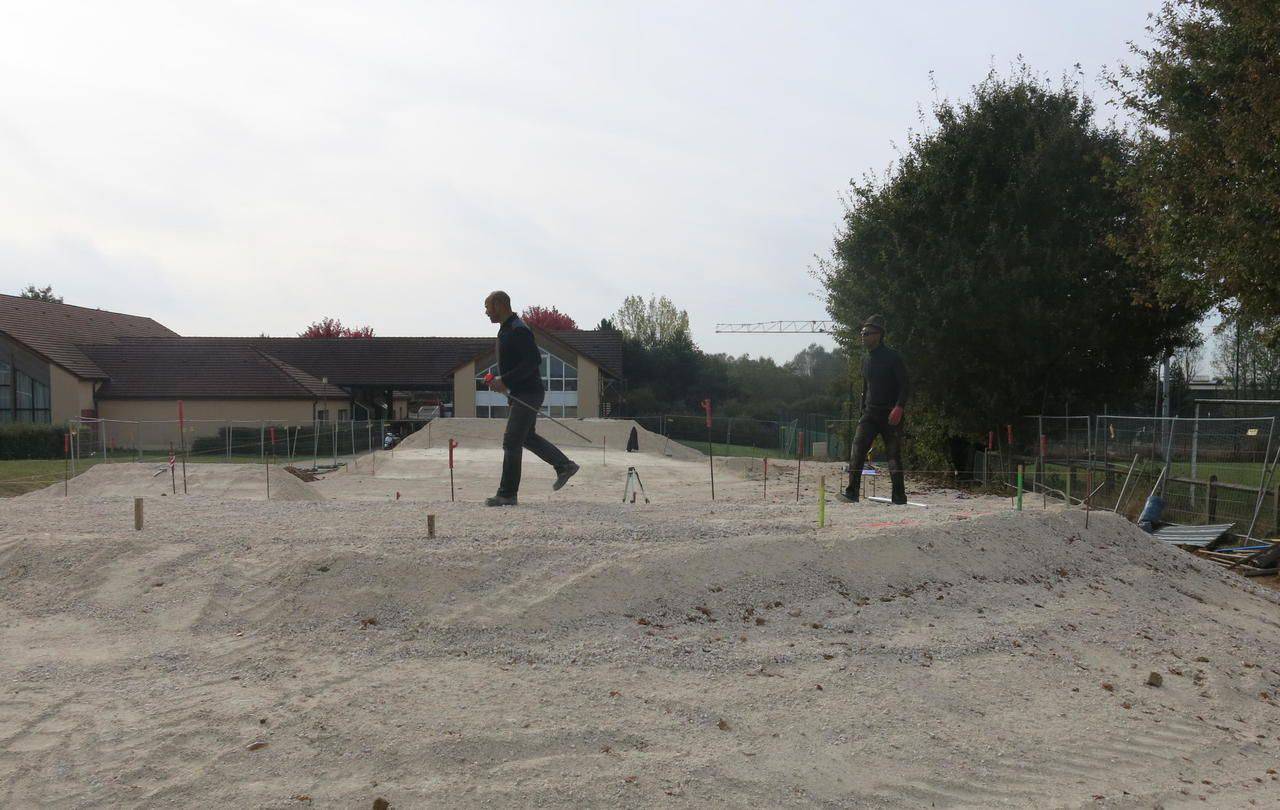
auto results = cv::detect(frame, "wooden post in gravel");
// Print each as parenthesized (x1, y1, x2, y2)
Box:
(134, 498, 143, 531)
(428, 514, 436, 538)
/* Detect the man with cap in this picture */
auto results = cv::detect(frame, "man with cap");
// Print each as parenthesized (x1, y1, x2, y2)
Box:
(482, 290, 580, 506)
(841, 315, 909, 505)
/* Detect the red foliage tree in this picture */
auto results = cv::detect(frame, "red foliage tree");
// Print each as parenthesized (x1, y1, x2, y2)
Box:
(521, 305, 578, 331)
(298, 317, 376, 338)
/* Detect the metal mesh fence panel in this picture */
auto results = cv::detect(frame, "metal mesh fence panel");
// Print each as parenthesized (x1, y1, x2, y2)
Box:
(71, 418, 394, 472)
(1095, 415, 1276, 533)
(637, 415, 785, 459)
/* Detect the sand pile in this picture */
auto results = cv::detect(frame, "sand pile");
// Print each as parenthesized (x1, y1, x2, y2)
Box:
(2, 485, 1279, 807)
(18, 462, 323, 501)
(398, 417, 705, 461)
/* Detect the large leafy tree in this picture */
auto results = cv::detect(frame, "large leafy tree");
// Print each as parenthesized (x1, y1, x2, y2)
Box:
(521, 305, 578, 330)
(19, 285, 62, 303)
(298, 317, 375, 338)
(822, 69, 1201, 438)
(612, 295, 691, 349)
(1115, 0, 1280, 320)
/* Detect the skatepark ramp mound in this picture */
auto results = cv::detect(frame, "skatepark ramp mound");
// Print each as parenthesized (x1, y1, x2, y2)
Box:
(397, 418, 704, 461)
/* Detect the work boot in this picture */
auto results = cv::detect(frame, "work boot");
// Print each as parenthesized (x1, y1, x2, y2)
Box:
(838, 469, 861, 503)
(553, 462, 580, 491)
(890, 472, 907, 505)
(485, 494, 518, 507)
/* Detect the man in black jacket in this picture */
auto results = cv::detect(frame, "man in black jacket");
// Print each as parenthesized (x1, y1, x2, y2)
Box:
(483, 291, 579, 506)
(842, 314, 909, 505)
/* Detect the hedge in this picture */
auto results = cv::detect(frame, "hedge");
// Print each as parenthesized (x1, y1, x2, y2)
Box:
(0, 423, 64, 460)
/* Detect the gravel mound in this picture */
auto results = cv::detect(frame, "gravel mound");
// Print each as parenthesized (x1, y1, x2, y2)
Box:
(3, 489, 1279, 807)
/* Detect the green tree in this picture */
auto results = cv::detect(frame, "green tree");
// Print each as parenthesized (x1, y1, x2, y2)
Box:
(821, 69, 1200, 451)
(1212, 315, 1280, 397)
(613, 295, 691, 349)
(19, 285, 62, 303)
(1114, 0, 1280, 321)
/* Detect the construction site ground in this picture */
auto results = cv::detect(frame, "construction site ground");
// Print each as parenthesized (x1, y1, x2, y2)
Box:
(3, 419, 1279, 808)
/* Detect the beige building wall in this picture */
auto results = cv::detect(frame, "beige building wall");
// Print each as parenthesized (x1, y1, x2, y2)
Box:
(578, 360, 600, 417)
(99, 399, 319, 448)
(453, 360, 477, 418)
(50, 366, 96, 424)
(451, 355, 608, 417)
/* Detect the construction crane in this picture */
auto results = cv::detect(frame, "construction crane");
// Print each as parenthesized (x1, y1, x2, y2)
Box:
(715, 320, 836, 334)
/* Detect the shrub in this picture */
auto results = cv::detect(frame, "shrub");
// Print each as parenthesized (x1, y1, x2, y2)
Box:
(0, 423, 65, 459)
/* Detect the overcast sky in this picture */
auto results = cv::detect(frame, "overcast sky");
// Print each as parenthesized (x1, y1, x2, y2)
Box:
(0, 1, 1165, 361)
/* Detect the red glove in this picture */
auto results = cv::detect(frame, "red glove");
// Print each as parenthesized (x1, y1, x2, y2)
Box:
(889, 405, 904, 426)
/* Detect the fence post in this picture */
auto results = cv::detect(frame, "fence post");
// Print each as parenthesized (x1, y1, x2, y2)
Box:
(137, 420, 143, 462)
(260, 421, 265, 461)
(1189, 403, 1201, 509)
(101, 420, 107, 463)
(1272, 482, 1279, 536)
(1207, 475, 1219, 522)
(226, 420, 232, 460)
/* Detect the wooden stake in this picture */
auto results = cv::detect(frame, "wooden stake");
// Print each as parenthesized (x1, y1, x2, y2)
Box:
(1016, 464, 1024, 511)
(428, 514, 436, 538)
(818, 475, 826, 527)
(134, 498, 143, 531)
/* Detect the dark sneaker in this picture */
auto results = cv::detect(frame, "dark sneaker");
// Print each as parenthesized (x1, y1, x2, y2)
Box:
(485, 494, 518, 507)
(553, 462, 580, 491)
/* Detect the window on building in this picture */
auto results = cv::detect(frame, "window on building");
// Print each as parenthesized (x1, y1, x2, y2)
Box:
(0, 360, 10, 423)
(316, 409, 329, 422)
(475, 351, 579, 416)
(32, 379, 50, 423)
(15, 371, 33, 422)
(338, 409, 349, 421)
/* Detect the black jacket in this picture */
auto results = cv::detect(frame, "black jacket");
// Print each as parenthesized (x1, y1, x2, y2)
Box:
(861, 344, 909, 412)
(497, 315, 544, 394)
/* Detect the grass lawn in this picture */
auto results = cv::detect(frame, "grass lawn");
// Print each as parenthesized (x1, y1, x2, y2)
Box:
(0, 458, 105, 497)
(1041, 460, 1269, 488)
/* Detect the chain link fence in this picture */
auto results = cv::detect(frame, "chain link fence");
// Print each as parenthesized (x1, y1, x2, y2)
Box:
(66, 417, 431, 474)
(1012, 412, 1279, 536)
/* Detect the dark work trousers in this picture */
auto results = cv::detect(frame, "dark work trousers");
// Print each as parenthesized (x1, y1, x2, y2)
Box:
(848, 408, 904, 497)
(498, 388, 573, 498)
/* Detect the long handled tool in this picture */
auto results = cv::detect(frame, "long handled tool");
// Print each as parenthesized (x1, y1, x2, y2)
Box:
(484, 374, 594, 443)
